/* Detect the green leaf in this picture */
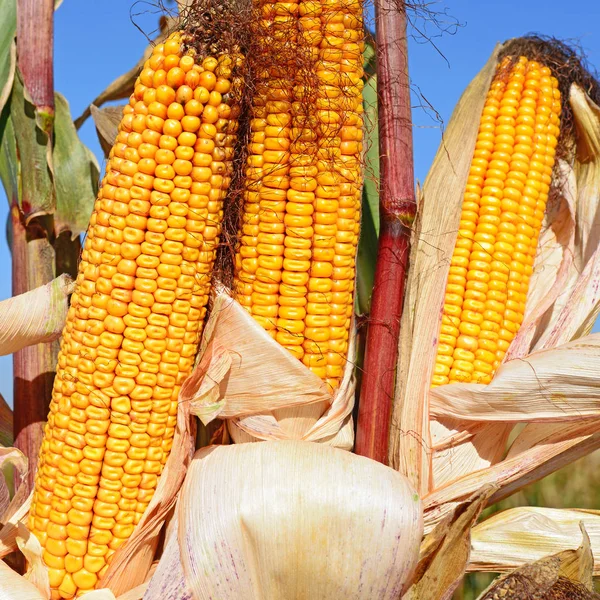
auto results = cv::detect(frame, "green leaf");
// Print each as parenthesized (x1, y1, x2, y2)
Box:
(0, 103, 18, 209)
(53, 92, 99, 238)
(0, 392, 12, 447)
(356, 43, 379, 315)
(0, 0, 16, 114)
(10, 69, 54, 220)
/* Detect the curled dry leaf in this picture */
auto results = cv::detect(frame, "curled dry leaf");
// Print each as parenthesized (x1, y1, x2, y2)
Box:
(0, 491, 31, 559)
(470, 507, 600, 575)
(476, 524, 598, 599)
(90, 104, 126, 159)
(404, 485, 495, 600)
(0, 394, 13, 447)
(430, 334, 600, 423)
(0, 274, 73, 357)
(178, 441, 422, 600)
(0, 560, 46, 600)
(179, 288, 357, 448)
(16, 522, 50, 599)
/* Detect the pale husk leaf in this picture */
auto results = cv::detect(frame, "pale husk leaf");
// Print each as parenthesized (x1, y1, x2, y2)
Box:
(142, 510, 191, 600)
(423, 418, 600, 533)
(404, 485, 495, 600)
(90, 105, 126, 159)
(0, 560, 46, 600)
(532, 85, 600, 350)
(389, 45, 501, 494)
(430, 334, 600, 422)
(0, 491, 31, 558)
(16, 522, 49, 598)
(179, 441, 423, 600)
(97, 385, 195, 596)
(470, 507, 600, 575)
(180, 288, 357, 448)
(0, 274, 73, 356)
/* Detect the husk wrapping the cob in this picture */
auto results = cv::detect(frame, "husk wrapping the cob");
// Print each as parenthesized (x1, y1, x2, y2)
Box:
(0, 0, 407, 597)
(389, 37, 600, 533)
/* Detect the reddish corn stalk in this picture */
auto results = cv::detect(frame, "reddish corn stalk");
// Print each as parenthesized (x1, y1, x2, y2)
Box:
(355, 1, 416, 464)
(17, 0, 54, 126)
(13, 0, 56, 491)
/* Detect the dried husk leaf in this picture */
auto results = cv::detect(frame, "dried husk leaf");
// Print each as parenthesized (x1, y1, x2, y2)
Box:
(0, 560, 46, 600)
(430, 334, 600, 423)
(179, 288, 357, 448)
(142, 510, 191, 600)
(179, 441, 423, 600)
(0, 274, 73, 356)
(531, 86, 600, 350)
(423, 417, 600, 532)
(90, 104, 126, 159)
(16, 522, 49, 598)
(0, 490, 31, 558)
(96, 386, 195, 596)
(470, 507, 600, 575)
(0, 394, 13, 447)
(404, 485, 495, 600)
(475, 525, 596, 599)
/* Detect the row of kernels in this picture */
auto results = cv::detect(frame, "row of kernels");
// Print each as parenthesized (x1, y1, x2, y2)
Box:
(466, 58, 529, 383)
(432, 61, 511, 386)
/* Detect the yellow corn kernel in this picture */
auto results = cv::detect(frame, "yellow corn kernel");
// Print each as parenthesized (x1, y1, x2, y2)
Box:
(432, 56, 561, 387)
(29, 30, 243, 598)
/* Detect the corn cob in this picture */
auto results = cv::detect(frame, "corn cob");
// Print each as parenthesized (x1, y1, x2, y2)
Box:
(432, 57, 561, 387)
(28, 32, 241, 599)
(233, 0, 365, 390)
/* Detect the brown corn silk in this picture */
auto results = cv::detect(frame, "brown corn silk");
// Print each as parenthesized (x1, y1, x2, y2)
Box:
(232, 0, 365, 391)
(432, 56, 562, 387)
(27, 22, 243, 599)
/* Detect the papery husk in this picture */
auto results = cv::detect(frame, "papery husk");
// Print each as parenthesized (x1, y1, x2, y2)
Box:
(430, 334, 600, 422)
(179, 286, 357, 449)
(0, 491, 31, 558)
(404, 485, 495, 600)
(0, 560, 46, 600)
(142, 510, 191, 600)
(474, 523, 597, 599)
(391, 38, 600, 507)
(0, 274, 73, 356)
(423, 418, 600, 533)
(95, 382, 195, 596)
(470, 507, 600, 575)
(177, 441, 422, 600)
(12, 522, 49, 598)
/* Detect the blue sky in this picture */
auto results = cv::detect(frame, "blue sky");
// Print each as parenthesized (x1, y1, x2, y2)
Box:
(1, 0, 600, 405)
